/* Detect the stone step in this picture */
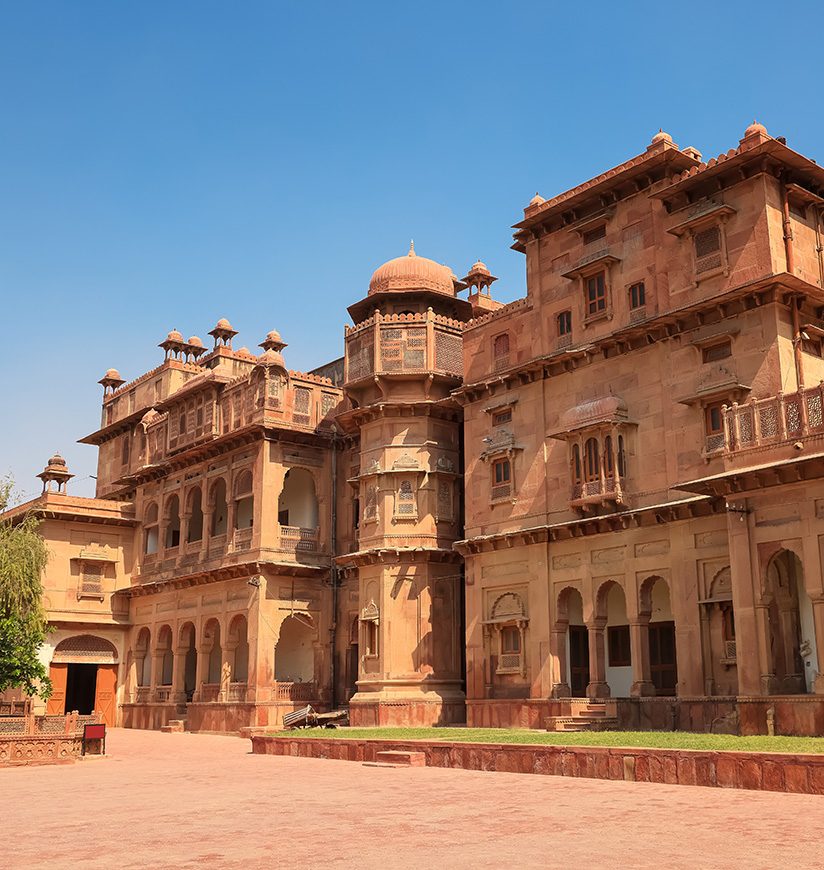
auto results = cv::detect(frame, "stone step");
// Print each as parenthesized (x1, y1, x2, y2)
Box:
(161, 720, 186, 734)
(374, 750, 427, 767)
(545, 715, 619, 733)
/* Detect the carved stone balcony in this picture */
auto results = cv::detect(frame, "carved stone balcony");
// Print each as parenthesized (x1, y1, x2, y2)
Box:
(231, 527, 253, 552)
(571, 475, 627, 511)
(716, 384, 824, 456)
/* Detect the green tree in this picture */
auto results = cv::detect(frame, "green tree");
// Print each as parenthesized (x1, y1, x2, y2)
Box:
(0, 478, 51, 698)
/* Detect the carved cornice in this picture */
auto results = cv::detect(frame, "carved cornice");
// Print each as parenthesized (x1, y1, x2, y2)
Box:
(334, 546, 462, 568)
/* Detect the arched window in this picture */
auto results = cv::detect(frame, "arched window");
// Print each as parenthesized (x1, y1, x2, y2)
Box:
(144, 503, 159, 555)
(234, 469, 254, 530)
(571, 444, 582, 485)
(121, 432, 130, 468)
(617, 435, 626, 477)
(186, 488, 204, 543)
(210, 478, 228, 536)
(604, 435, 614, 477)
(584, 438, 600, 482)
(165, 495, 181, 548)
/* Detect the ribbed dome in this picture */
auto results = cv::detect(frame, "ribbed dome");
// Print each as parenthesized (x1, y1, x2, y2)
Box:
(166, 329, 184, 342)
(744, 120, 768, 138)
(368, 242, 456, 297)
(104, 368, 121, 380)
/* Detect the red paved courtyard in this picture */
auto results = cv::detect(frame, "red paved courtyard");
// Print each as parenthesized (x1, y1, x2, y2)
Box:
(3, 728, 824, 869)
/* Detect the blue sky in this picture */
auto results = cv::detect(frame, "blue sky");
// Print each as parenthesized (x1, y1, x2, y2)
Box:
(2, 1, 823, 499)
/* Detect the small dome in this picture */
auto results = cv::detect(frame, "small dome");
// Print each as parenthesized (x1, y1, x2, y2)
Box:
(166, 329, 184, 342)
(215, 318, 233, 330)
(265, 329, 282, 343)
(368, 242, 456, 297)
(187, 336, 204, 348)
(258, 348, 286, 368)
(47, 452, 68, 469)
(104, 368, 121, 380)
(529, 192, 546, 207)
(744, 119, 768, 138)
(651, 129, 673, 144)
(469, 260, 490, 275)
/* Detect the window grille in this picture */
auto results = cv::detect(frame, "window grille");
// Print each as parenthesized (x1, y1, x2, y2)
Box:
(694, 226, 723, 274)
(493, 334, 510, 371)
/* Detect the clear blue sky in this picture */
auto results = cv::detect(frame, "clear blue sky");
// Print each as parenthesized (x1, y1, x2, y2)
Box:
(2, 1, 823, 499)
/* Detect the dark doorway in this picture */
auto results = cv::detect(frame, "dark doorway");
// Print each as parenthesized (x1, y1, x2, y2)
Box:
(569, 625, 590, 697)
(649, 621, 677, 695)
(65, 663, 97, 714)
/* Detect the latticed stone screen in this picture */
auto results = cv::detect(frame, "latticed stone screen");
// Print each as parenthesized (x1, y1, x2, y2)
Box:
(80, 561, 105, 596)
(435, 329, 462, 374)
(380, 326, 426, 371)
(293, 387, 311, 425)
(437, 480, 453, 521)
(395, 479, 417, 518)
(52, 635, 118, 664)
(694, 226, 722, 274)
(347, 328, 375, 381)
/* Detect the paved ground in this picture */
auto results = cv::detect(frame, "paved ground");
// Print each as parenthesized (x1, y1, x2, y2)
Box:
(3, 729, 824, 869)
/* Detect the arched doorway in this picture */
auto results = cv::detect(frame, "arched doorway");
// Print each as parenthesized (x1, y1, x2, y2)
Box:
(641, 576, 677, 696)
(180, 622, 197, 702)
(47, 635, 119, 725)
(278, 469, 319, 530)
(228, 615, 249, 684)
(558, 587, 588, 697)
(765, 549, 814, 693)
(594, 580, 631, 697)
(275, 615, 315, 683)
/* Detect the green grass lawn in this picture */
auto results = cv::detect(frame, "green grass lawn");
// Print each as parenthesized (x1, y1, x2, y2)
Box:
(277, 726, 824, 754)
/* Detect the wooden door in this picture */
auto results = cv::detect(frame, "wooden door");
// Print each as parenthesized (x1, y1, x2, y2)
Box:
(46, 663, 68, 715)
(569, 625, 590, 697)
(650, 621, 677, 696)
(95, 664, 118, 726)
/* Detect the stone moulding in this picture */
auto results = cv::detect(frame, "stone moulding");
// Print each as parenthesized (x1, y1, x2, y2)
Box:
(251, 735, 824, 795)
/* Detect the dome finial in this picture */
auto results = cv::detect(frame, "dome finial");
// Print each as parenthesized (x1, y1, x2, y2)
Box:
(408, 239, 415, 257)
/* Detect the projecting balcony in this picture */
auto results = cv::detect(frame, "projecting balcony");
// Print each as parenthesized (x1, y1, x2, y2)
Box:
(712, 384, 824, 457)
(571, 475, 627, 510)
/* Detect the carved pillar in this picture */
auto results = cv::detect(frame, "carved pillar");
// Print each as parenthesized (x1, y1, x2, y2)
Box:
(550, 622, 571, 698)
(629, 617, 655, 696)
(755, 604, 777, 694)
(194, 640, 210, 701)
(586, 620, 610, 698)
(172, 647, 186, 704)
(180, 511, 191, 550)
(699, 605, 715, 695)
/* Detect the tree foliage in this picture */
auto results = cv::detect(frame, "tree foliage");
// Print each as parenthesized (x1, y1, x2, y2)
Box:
(0, 478, 51, 698)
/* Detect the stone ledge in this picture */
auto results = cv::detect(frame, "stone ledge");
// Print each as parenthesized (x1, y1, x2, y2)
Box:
(250, 735, 824, 795)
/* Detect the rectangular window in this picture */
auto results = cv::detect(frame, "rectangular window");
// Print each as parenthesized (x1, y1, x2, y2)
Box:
(694, 225, 723, 274)
(629, 282, 646, 310)
(705, 402, 725, 435)
(557, 310, 572, 336)
(501, 625, 521, 655)
(585, 272, 607, 317)
(492, 409, 512, 426)
(702, 340, 732, 363)
(492, 458, 512, 500)
(608, 625, 631, 667)
(582, 224, 606, 246)
(802, 337, 823, 358)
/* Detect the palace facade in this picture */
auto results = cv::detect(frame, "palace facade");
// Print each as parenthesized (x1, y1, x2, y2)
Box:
(6, 121, 824, 735)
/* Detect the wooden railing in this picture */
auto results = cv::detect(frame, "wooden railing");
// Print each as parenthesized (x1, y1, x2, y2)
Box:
(275, 681, 316, 703)
(279, 526, 320, 554)
(717, 384, 824, 454)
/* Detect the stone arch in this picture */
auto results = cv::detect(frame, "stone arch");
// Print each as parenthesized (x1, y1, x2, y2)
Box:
(179, 621, 197, 701)
(234, 469, 254, 530)
(135, 627, 151, 686)
(164, 494, 181, 548)
(639, 576, 677, 697)
(144, 502, 159, 555)
(209, 478, 228, 536)
(185, 486, 204, 543)
(275, 614, 315, 682)
(594, 580, 631, 697)
(490, 591, 526, 621)
(277, 467, 318, 529)
(202, 617, 223, 684)
(156, 624, 174, 686)
(555, 585, 584, 628)
(228, 614, 249, 683)
(53, 634, 118, 664)
(554, 587, 588, 697)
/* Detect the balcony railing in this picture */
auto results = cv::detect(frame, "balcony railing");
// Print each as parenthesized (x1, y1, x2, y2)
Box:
(199, 683, 220, 702)
(232, 527, 253, 552)
(134, 687, 151, 704)
(279, 526, 319, 554)
(227, 682, 248, 702)
(275, 681, 317, 703)
(717, 384, 824, 454)
(571, 475, 625, 507)
(154, 687, 172, 703)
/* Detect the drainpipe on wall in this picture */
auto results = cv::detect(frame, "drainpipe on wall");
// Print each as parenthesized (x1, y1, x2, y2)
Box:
(329, 430, 339, 709)
(781, 176, 804, 389)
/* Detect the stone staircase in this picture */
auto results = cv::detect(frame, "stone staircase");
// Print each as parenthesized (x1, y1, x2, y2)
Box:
(545, 699, 619, 733)
(161, 704, 188, 734)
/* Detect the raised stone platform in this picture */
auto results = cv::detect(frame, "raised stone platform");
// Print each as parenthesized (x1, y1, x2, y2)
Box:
(251, 735, 824, 795)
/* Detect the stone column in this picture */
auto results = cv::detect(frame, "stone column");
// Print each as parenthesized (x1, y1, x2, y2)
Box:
(550, 623, 570, 698)
(755, 604, 777, 694)
(180, 511, 191, 550)
(629, 617, 655, 696)
(699, 605, 715, 695)
(194, 641, 210, 701)
(172, 647, 186, 704)
(586, 620, 610, 698)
